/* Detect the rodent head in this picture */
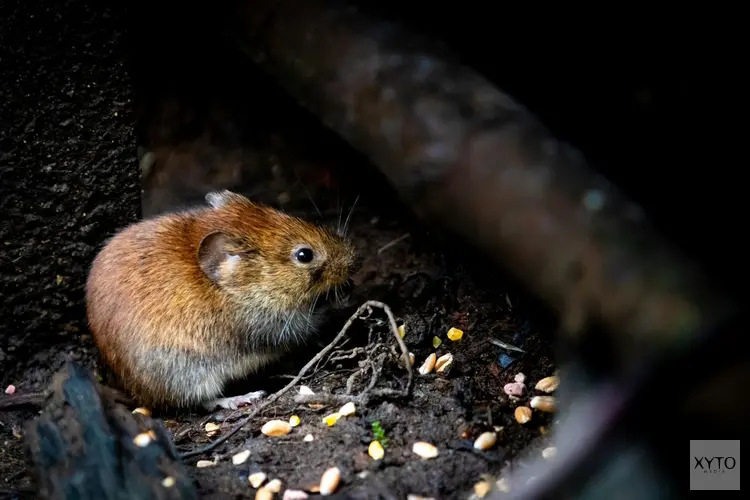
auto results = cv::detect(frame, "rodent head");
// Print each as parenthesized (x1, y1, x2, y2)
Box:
(197, 190, 357, 311)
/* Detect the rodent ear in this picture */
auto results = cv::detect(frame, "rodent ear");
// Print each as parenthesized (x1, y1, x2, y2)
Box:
(205, 190, 248, 209)
(198, 231, 243, 283)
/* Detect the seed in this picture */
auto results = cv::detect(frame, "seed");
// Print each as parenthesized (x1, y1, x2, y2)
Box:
(266, 479, 282, 493)
(299, 385, 315, 396)
(514, 406, 532, 424)
(435, 353, 453, 373)
(447, 327, 463, 341)
(133, 432, 152, 447)
(503, 382, 525, 397)
(205, 422, 220, 436)
(398, 324, 406, 338)
(514, 372, 526, 383)
(132, 407, 151, 417)
(409, 352, 415, 366)
(412, 441, 439, 459)
(249, 472, 268, 488)
(322, 412, 342, 426)
(283, 490, 309, 500)
(535, 375, 560, 393)
(4, 384, 15, 395)
(303, 434, 314, 442)
(232, 449, 251, 465)
(530, 396, 556, 413)
(474, 480, 491, 498)
(432, 336, 442, 348)
(418, 353, 437, 375)
(289, 415, 301, 427)
(261, 419, 292, 436)
(407, 496, 436, 500)
(542, 446, 557, 460)
(473, 431, 497, 450)
(161, 476, 175, 488)
(319, 467, 341, 495)
(196, 460, 215, 468)
(339, 402, 356, 416)
(368, 440, 385, 460)
(255, 487, 273, 500)
(496, 477, 510, 492)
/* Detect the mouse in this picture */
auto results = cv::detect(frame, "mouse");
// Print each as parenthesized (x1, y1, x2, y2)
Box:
(85, 189, 357, 411)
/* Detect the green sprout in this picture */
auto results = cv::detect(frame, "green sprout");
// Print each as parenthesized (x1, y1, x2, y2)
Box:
(371, 420, 389, 447)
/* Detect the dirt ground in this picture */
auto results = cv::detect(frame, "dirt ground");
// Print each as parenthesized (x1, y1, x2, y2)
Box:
(0, 1, 558, 499)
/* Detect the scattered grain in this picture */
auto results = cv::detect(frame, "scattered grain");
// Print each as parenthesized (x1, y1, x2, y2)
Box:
(322, 412, 342, 426)
(535, 375, 560, 393)
(412, 441, 439, 459)
(368, 440, 385, 460)
(283, 490, 309, 500)
(261, 419, 292, 436)
(266, 479, 282, 493)
(289, 415, 301, 427)
(542, 446, 557, 460)
(339, 402, 356, 416)
(418, 353, 437, 375)
(133, 432, 152, 447)
(474, 480, 491, 498)
(503, 382, 525, 397)
(447, 327, 464, 341)
(161, 476, 175, 488)
(530, 396, 556, 412)
(473, 431, 497, 450)
(432, 336, 442, 348)
(319, 467, 341, 495)
(514, 406, 532, 424)
(435, 353, 453, 373)
(196, 460, 215, 468)
(249, 472, 268, 488)
(232, 449, 251, 465)
(255, 487, 273, 500)
(204, 422, 220, 437)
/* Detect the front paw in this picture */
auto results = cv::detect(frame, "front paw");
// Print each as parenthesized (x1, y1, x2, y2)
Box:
(204, 390, 268, 411)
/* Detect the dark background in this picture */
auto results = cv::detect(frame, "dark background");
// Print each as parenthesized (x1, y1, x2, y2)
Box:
(132, 1, 744, 302)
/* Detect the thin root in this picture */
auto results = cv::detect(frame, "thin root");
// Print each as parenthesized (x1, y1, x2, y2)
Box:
(178, 300, 412, 460)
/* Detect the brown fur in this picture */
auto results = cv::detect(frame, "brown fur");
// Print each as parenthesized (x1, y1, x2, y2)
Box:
(85, 190, 356, 409)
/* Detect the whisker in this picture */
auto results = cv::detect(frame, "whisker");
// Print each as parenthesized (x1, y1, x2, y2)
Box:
(294, 169, 323, 219)
(342, 194, 360, 237)
(336, 190, 343, 236)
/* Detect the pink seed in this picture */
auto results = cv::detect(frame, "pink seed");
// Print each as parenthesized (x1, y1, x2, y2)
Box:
(503, 382, 526, 397)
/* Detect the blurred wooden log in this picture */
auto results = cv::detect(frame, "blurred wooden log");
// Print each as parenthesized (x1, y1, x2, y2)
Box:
(23, 361, 196, 500)
(229, 0, 736, 374)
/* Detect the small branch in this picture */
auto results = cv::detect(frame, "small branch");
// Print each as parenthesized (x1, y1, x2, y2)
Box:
(179, 300, 411, 460)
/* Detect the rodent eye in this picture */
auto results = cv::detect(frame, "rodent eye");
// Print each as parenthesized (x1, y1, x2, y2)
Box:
(294, 247, 314, 264)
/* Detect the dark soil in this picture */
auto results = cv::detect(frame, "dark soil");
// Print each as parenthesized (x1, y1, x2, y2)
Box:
(0, 1, 558, 499)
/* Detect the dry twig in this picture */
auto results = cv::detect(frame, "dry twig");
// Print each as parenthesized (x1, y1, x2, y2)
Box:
(178, 300, 412, 460)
